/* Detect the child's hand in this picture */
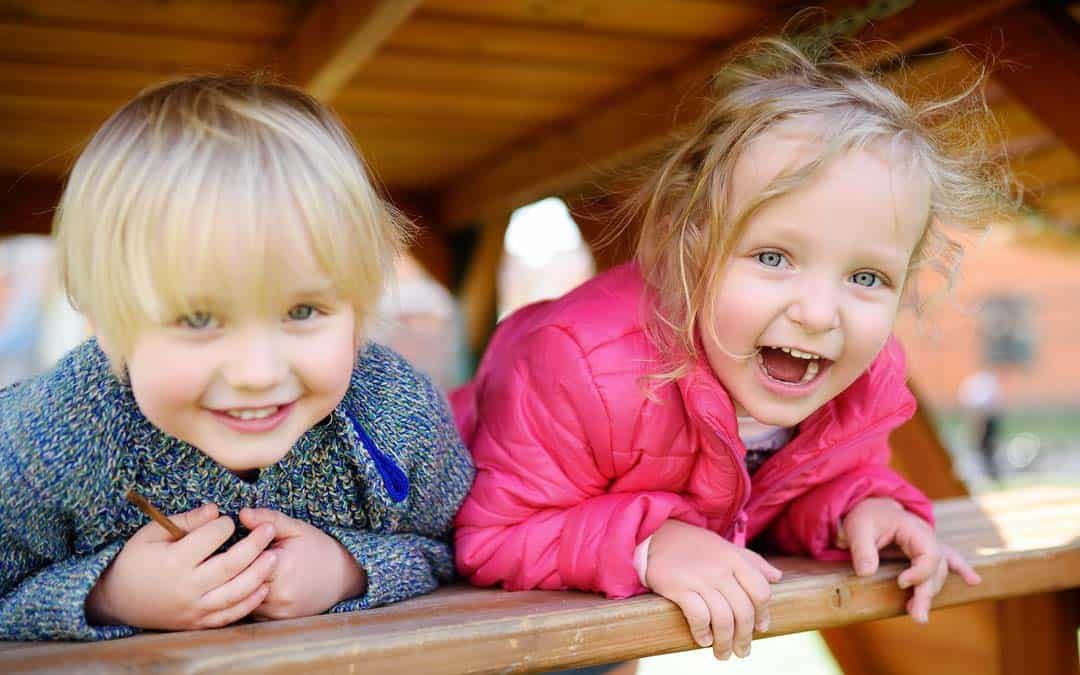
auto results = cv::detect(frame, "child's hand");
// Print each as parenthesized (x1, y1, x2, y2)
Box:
(238, 508, 367, 620)
(86, 503, 278, 630)
(645, 519, 782, 660)
(838, 497, 981, 623)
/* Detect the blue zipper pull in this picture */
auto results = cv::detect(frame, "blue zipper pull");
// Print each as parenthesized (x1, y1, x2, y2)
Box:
(346, 410, 410, 503)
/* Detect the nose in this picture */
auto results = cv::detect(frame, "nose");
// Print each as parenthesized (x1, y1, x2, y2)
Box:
(222, 327, 287, 391)
(785, 277, 841, 334)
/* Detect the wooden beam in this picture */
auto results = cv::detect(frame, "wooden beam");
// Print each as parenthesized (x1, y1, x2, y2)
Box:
(391, 190, 456, 290)
(1011, 142, 1080, 194)
(1036, 182, 1080, 226)
(563, 192, 635, 273)
(959, 4, 1080, 158)
(437, 0, 1027, 226)
(887, 391, 969, 500)
(276, 0, 422, 101)
(998, 590, 1080, 675)
(0, 174, 62, 237)
(459, 214, 510, 355)
(3, 488, 1078, 674)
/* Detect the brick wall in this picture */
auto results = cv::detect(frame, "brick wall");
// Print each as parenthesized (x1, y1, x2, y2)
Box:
(894, 229, 1080, 409)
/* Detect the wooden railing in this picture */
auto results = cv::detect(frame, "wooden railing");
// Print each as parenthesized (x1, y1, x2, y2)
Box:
(2, 486, 1078, 674)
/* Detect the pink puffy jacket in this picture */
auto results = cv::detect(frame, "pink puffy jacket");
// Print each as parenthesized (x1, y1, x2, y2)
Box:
(451, 262, 933, 599)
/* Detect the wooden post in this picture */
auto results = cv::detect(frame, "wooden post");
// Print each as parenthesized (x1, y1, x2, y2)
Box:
(824, 390, 1080, 675)
(998, 590, 1080, 675)
(459, 213, 510, 357)
(564, 192, 635, 273)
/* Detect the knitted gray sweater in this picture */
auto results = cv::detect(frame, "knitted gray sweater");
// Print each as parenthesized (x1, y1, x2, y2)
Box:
(0, 340, 474, 641)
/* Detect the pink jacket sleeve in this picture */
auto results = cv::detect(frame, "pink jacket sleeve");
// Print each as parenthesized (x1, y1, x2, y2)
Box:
(454, 326, 707, 598)
(766, 433, 935, 560)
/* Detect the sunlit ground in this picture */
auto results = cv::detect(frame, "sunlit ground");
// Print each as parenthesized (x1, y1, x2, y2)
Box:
(638, 631, 840, 675)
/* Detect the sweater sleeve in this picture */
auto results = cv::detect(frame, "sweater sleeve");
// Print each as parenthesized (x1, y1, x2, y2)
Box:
(0, 418, 134, 640)
(326, 366, 474, 610)
(454, 326, 707, 599)
(0, 539, 133, 642)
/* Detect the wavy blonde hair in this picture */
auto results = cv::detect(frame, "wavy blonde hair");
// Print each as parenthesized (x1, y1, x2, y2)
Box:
(54, 75, 411, 375)
(629, 36, 1018, 383)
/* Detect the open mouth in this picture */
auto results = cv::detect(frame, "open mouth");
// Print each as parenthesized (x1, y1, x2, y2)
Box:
(757, 346, 832, 386)
(210, 402, 295, 433)
(223, 405, 281, 420)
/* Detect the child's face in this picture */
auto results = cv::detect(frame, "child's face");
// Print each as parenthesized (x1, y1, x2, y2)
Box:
(702, 126, 930, 427)
(125, 238, 358, 474)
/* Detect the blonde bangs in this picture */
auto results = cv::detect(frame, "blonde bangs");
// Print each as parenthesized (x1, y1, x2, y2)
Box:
(54, 76, 409, 370)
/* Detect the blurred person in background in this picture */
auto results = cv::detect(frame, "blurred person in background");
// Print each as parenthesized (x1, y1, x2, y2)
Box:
(958, 369, 1002, 481)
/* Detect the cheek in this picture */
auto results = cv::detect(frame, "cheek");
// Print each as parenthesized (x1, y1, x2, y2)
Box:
(844, 300, 900, 364)
(711, 277, 774, 337)
(296, 322, 358, 396)
(128, 341, 210, 426)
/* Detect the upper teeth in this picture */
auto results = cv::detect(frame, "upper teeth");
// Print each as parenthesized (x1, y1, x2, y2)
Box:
(780, 347, 820, 360)
(225, 406, 279, 420)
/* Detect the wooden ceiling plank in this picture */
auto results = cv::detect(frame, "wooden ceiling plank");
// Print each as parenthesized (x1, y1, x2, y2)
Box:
(0, 0, 299, 40)
(438, 0, 1027, 225)
(0, 62, 170, 101)
(277, 0, 422, 101)
(0, 23, 262, 70)
(0, 173, 62, 236)
(0, 93, 122, 125)
(1036, 184, 1080, 225)
(1010, 144, 1080, 196)
(350, 50, 629, 99)
(958, 5, 1080, 157)
(334, 87, 576, 122)
(991, 99, 1051, 143)
(420, 0, 774, 40)
(387, 16, 699, 71)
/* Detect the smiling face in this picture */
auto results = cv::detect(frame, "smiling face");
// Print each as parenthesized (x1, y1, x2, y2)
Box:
(126, 228, 358, 474)
(701, 124, 930, 427)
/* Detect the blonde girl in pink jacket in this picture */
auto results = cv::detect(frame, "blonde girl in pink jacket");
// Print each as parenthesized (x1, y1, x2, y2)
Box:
(452, 37, 1014, 661)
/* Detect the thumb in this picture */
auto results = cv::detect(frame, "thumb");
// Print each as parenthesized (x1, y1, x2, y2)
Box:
(141, 503, 219, 542)
(843, 515, 881, 576)
(239, 507, 304, 538)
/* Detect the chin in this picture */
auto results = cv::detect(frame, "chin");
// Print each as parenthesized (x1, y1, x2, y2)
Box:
(207, 447, 291, 473)
(746, 403, 813, 428)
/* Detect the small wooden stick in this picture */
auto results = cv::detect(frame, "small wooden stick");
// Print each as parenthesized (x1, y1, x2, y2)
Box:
(125, 489, 187, 540)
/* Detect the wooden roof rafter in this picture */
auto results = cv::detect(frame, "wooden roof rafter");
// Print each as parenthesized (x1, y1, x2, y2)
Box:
(275, 0, 424, 102)
(957, 3, 1080, 159)
(434, 0, 1029, 227)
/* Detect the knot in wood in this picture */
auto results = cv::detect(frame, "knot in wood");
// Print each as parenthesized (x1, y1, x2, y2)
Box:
(831, 585, 852, 609)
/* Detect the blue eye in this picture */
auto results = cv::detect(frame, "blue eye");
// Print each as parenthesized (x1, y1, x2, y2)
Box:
(287, 304, 318, 321)
(852, 271, 882, 288)
(178, 311, 216, 329)
(756, 251, 786, 268)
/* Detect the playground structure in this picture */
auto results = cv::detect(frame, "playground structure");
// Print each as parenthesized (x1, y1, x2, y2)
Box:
(2, 1, 1079, 672)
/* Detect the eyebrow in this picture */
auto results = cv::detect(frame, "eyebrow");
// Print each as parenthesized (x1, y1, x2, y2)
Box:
(289, 284, 335, 296)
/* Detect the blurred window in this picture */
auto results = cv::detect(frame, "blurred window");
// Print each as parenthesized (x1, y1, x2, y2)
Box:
(979, 294, 1035, 367)
(498, 197, 595, 319)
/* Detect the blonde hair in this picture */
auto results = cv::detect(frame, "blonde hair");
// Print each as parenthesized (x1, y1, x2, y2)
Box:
(54, 75, 410, 374)
(629, 36, 1018, 382)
